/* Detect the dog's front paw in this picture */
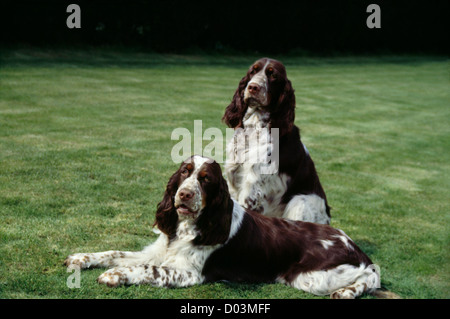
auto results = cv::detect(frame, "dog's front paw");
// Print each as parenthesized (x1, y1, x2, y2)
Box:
(330, 288, 356, 299)
(245, 196, 263, 213)
(97, 269, 128, 287)
(64, 253, 92, 269)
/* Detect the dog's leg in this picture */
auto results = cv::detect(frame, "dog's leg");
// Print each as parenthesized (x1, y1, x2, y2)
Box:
(279, 264, 380, 299)
(243, 184, 264, 213)
(239, 167, 272, 213)
(97, 265, 203, 288)
(64, 233, 169, 269)
(330, 280, 370, 299)
(64, 250, 139, 269)
(330, 265, 380, 299)
(282, 194, 330, 224)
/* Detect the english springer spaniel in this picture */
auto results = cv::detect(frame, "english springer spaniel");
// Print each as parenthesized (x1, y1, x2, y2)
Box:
(223, 58, 330, 224)
(65, 155, 381, 299)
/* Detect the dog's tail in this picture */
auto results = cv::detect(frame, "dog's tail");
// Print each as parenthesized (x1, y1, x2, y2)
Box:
(371, 289, 402, 299)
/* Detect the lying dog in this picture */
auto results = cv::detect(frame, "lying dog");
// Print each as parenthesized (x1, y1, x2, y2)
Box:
(65, 155, 382, 298)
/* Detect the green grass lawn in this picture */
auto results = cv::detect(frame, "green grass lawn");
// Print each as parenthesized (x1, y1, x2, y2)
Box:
(0, 49, 448, 299)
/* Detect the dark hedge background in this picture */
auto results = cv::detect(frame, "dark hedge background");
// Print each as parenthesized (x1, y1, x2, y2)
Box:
(0, 0, 448, 54)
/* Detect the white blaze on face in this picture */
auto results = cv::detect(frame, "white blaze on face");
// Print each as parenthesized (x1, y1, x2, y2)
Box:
(244, 60, 271, 107)
(174, 156, 210, 217)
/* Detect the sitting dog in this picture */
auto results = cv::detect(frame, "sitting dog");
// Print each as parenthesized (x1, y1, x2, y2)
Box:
(223, 58, 330, 224)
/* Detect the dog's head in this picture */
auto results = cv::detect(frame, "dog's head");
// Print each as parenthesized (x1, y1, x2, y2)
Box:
(222, 58, 296, 136)
(154, 156, 233, 245)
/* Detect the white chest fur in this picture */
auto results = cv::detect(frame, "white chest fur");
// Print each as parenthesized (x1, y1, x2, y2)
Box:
(161, 220, 219, 272)
(225, 108, 290, 217)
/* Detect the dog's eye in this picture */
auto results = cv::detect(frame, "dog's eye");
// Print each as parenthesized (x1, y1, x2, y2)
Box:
(267, 67, 276, 78)
(181, 169, 189, 176)
(250, 65, 259, 74)
(198, 172, 209, 182)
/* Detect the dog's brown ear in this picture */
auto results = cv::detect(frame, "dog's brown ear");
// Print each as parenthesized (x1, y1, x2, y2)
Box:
(270, 78, 296, 137)
(222, 74, 250, 128)
(193, 161, 233, 246)
(154, 170, 179, 238)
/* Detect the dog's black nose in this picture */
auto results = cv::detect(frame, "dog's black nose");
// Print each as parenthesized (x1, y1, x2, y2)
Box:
(179, 189, 194, 201)
(248, 83, 261, 94)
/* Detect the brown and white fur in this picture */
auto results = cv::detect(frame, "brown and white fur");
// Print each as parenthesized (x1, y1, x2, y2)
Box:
(223, 58, 330, 224)
(65, 155, 383, 299)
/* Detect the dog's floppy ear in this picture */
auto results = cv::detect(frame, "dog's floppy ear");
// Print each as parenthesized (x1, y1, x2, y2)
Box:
(154, 169, 179, 238)
(270, 78, 296, 137)
(222, 74, 250, 128)
(193, 162, 233, 246)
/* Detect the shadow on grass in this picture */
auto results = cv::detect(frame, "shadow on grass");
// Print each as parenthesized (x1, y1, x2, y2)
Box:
(354, 239, 378, 257)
